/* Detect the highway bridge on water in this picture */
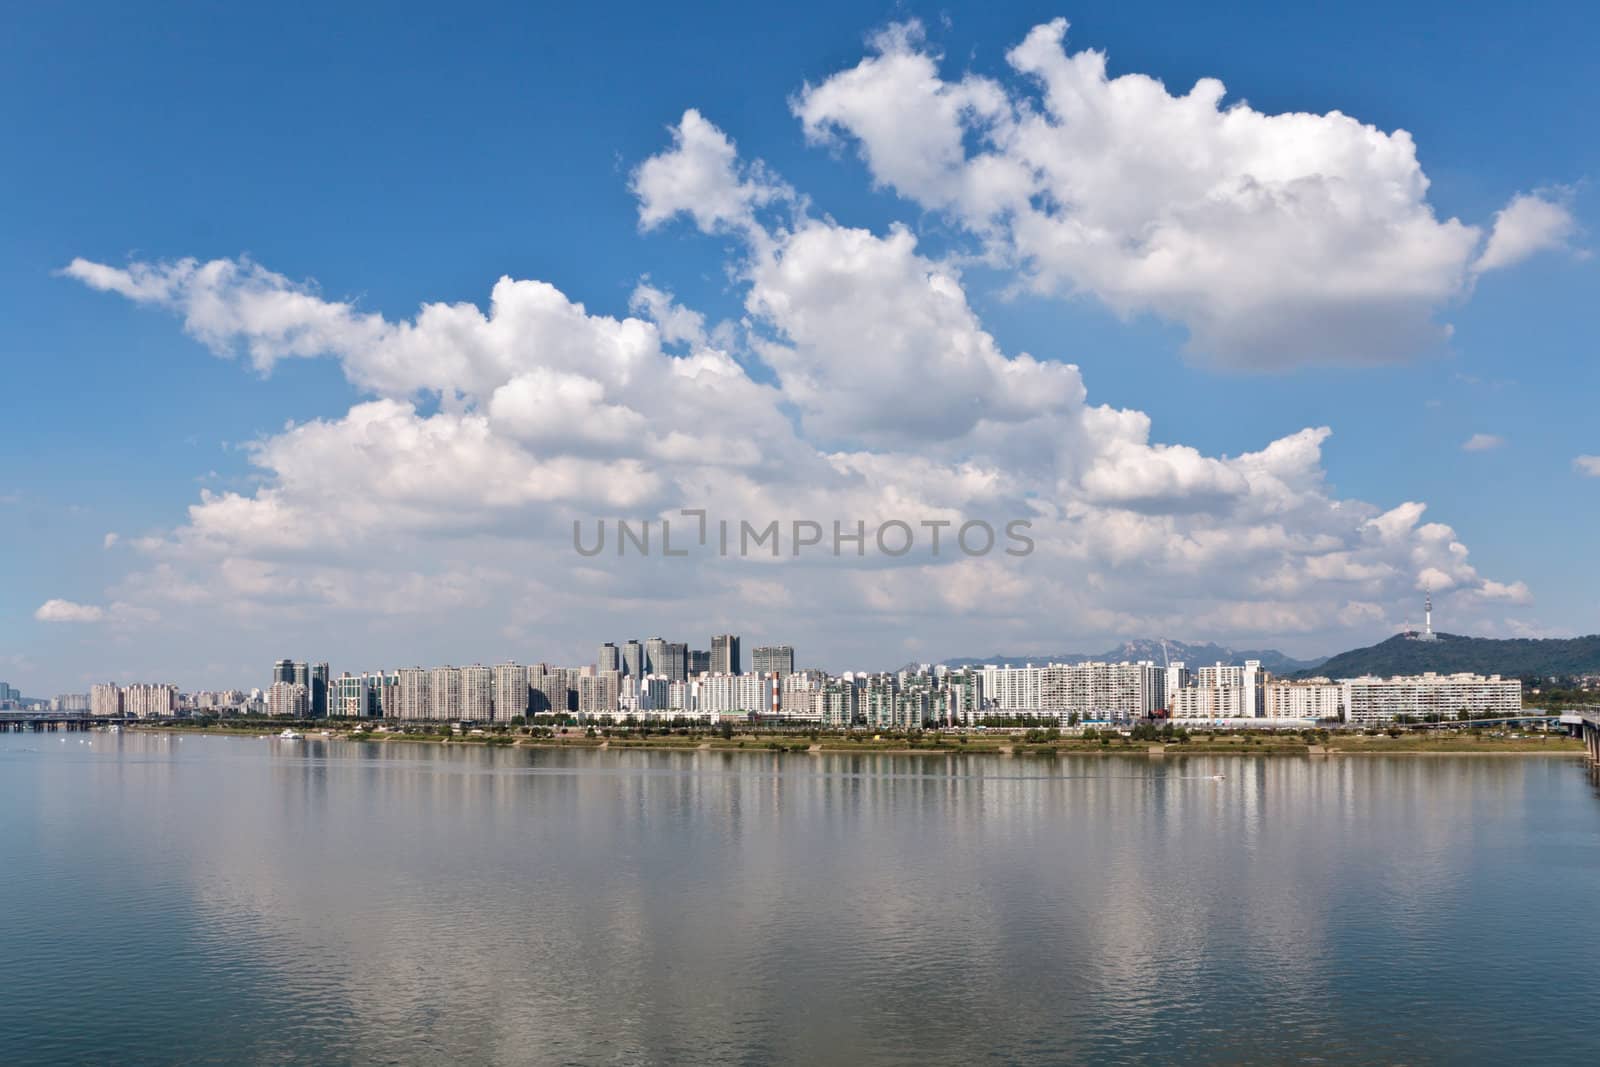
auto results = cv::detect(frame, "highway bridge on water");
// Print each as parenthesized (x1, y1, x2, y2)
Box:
(0, 713, 135, 731)
(1562, 708, 1600, 766)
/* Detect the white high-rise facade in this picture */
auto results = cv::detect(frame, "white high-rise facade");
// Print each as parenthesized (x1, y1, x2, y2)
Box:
(1183, 660, 1267, 719)
(460, 665, 493, 721)
(493, 663, 529, 721)
(1342, 673, 1520, 725)
(90, 683, 123, 717)
(1264, 680, 1343, 720)
(429, 667, 462, 721)
(267, 681, 308, 718)
(396, 668, 430, 720)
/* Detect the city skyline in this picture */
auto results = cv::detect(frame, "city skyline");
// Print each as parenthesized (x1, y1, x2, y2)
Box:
(5, 3, 1597, 696)
(7, 607, 1533, 730)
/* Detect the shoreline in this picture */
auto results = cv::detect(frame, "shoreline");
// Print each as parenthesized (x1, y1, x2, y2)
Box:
(119, 725, 1587, 759)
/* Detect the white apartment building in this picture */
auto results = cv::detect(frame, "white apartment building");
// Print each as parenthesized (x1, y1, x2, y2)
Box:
(267, 681, 308, 718)
(982, 665, 1042, 712)
(460, 665, 493, 721)
(738, 673, 776, 716)
(577, 671, 620, 716)
(396, 668, 430, 720)
(693, 673, 771, 718)
(1163, 663, 1191, 708)
(429, 667, 462, 720)
(122, 683, 178, 718)
(1341, 673, 1522, 725)
(1040, 661, 1163, 720)
(1180, 660, 1268, 719)
(977, 661, 1160, 721)
(1264, 679, 1343, 720)
(90, 682, 123, 717)
(778, 670, 825, 722)
(1169, 685, 1249, 720)
(493, 663, 528, 721)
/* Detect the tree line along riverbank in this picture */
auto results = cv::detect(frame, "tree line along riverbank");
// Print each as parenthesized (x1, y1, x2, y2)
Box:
(126, 721, 1583, 757)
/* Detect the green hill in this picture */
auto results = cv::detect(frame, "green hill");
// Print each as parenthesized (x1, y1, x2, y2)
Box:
(1299, 632, 1600, 680)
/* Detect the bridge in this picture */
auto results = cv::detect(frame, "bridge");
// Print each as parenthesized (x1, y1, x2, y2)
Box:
(1560, 708, 1600, 765)
(0, 713, 135, 732)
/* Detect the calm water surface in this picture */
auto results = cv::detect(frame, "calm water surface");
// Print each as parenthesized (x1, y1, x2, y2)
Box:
(3, 732, 1599, 1065)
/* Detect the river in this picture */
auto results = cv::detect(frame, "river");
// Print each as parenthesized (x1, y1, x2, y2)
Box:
(3, 732, 1598, 1064)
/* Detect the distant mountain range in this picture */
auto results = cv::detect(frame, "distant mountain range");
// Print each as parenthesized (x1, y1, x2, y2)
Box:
(1295, 632, 1600, 680)
(942, 639, 1326, 676)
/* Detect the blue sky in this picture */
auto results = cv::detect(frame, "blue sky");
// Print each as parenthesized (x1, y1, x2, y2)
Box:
(2, 1, 1595, 694)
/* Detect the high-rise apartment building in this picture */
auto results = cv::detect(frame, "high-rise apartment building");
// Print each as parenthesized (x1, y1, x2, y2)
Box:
(493, 663, 529, 721)
(711, 634, 741, 676)
(1341, 673, 1520, 725)
(1264, 679, 1343, 720)
(1188, 661, 1267, 719)
(644, 638, 669, 678)
(818, 680, 858, 727)
(598, 643, 620, 674)
(1163, 663, 1190, 710)
(942, 669, 984, 725)
(752, 645, 794, 677)
(396, 668, 430, 720)
(779, 670, 825, 722)
(460, 665, 493, 721)
(621, 640, 644, 679)
(267, 681, 308, 718)
(688, 649, 711, 676)
(335, 673, 371, 718)
(537, 667, 573, 715)
(272, 659, 294, 686)
(90, 683, 123, 717)
(121, 683, 178, 718)
(578, 670, 620, 715)
(664, 642, 689, 682)
(429, 667, 462, 720)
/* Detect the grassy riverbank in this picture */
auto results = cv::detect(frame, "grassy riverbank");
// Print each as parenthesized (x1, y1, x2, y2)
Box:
(130, 722, 1584, 757)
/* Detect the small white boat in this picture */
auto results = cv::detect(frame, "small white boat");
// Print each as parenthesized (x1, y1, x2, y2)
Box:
(279, 729, 304, 740)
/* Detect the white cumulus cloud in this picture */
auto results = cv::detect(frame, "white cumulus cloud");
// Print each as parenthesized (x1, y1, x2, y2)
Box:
(795, 18, 1577, 370)
(36, 599, 107, 623)
(1474, 190, 1580, 273)
(57, 108, 1539, 671)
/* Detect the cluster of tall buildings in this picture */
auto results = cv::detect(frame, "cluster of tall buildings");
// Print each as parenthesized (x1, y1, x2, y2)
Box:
(41, 626, 1526, 729)
(291, 635, 798, 723)
(88, 682, 180, 718)
(265, 660, 330, 719)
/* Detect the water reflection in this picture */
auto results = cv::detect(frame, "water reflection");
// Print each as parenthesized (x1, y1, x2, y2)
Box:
(2, 735, 1597, 1065)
